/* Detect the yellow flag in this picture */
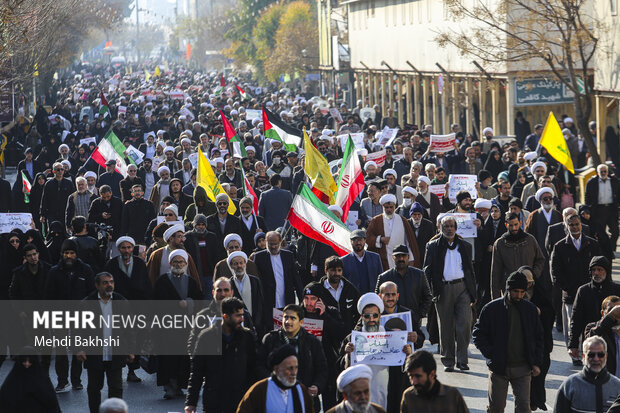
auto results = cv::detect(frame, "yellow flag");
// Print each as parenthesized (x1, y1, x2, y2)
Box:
(197, 148, 237, 215)
(540, 112, 575, 174)
(145, 70, 151, 81)
(303, 130, 338, 204)
(154, 66, 161, 77)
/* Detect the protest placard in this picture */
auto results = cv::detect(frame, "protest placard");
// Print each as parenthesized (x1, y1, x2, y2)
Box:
(448, 174, 477, 203)
(380, 311, 413, 332)
(0, 213, 32, 233)
(245, 109, 261, 122)
(179, 107, 194, 121)
(376, 126, 399, 147)
(338, 133, 365, 152)
(80, 137, 96, 147)
(156, 217, 184, 226)
(118, 105, 127, 115)
(125, 145, 145, 165)
(366, 149, 386, 167)
(437, 212, 478, 238)
(188, 152, 198, 169)
(429, 133, 456, 153)
(329, 108, 343, 123)
(273, 309, 323, 340)
(429, 184, 446, 198)
(350, 331, 408, 366)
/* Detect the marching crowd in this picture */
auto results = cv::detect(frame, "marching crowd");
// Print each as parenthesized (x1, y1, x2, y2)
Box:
(0, 62, 619, 413)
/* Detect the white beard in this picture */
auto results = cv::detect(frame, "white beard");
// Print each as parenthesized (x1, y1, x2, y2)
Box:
(345, 400, 370, 413)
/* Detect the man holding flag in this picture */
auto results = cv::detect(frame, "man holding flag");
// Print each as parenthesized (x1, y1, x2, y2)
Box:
(303, 130, 338, 205)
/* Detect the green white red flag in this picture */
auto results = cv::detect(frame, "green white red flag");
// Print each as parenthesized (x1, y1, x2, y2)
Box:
(22, 170, 31, 204)
(287, 183, 352, 256)
(91, 129, 129, 176)
(335, 135, 365, 221)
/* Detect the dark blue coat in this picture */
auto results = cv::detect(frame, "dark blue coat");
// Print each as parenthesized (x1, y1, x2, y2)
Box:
(342, 250, 383, 294)
(257, 187, 293, 231)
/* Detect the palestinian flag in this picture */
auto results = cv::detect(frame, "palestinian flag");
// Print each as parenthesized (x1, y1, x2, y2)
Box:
(91, 129, 129, 176)
(287, 183, 352, 257)
(22, 171, 32, 204)
(241, 168, 259, 215)
(335, 136, 365, 221)
(99, 91, 110, 118)
(236, 84, 249, 100)
(220, 110, 247, 158)
(262, 106, 302, 152)
(214, 75, 225, 96)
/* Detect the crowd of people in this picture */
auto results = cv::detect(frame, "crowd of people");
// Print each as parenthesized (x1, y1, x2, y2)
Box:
(0, 61, 619, 413)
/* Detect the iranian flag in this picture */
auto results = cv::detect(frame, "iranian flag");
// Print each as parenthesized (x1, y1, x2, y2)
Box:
(21, 171, 32, 204)
(335, 136, 365, 221)
(91, 129, 129, 176)
(287, 183, 353, 257)
(262, 106, 302, 152)
(241, 168, 259, 214)
(236, 84, 249, 100)
(220, 110, 247, 158)
(99, 91, 110, 118)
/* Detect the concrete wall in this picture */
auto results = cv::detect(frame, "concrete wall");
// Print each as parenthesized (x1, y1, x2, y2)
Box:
(593, 0, 620, 95)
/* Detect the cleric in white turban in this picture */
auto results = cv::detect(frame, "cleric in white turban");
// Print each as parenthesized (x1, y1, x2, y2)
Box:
(366, 190, 421, 270)
(332, 364, 386, 413)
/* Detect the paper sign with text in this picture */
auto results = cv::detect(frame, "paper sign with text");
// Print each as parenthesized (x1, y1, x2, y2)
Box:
(366, 149, 386, 168)
(429, 184, 446, 198)
(437, 212, 478, 238)
(448, 174, 477, 203)
(350, 331, 408, 366)
(0, 213, 32, 233)
(429, 133, 456, 153)
(338, 133, 365, 152)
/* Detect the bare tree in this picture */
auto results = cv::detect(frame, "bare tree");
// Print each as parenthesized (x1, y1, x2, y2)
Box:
(0, 0, 127, 90)
(436, 0, 603, 165)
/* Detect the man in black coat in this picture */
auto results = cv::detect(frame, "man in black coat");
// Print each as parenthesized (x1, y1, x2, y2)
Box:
(88, 185, 123, 240)
(40, 162, 74, 225)
(584, 164, 620, 250)
(44, 239, 95, 391)
(185, 297, 257, 413)
(184, 214, 218, 293)
(76, 272, 133, 413)
(409, 202, 436, 262)
(120, 184, 156, 244)
(257, 304, 328, 402)
(104, 236, 152, 301)
(206, 193, 243, 263)
(473, 270, 544, 413)
(0, 176, 11, 212)
(544, 207, 590, 255)
(376, 245, 432, 329)
(584, 296, 620, 376)
(119, 164, 144, 202)
(228, 250, 266, 337)
(9, 243, 51, 300)
(568, 256, 620, 360)
(551, 214, 600, 363)
(253, 231, 303, 329)
(319, 256, 361, 331)
(300, 282, 347, 411)
(238, 196, 266, 255)
(97, 159, 124, 199)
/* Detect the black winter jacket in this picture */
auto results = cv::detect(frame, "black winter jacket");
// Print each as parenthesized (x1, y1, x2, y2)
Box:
(473, 295, 544, 375)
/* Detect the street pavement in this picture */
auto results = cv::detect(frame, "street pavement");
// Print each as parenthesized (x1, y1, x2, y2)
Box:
(0, 167, 618, 412)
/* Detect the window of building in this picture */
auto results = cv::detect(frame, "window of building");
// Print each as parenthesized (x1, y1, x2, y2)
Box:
(370, 0, 375, 18)
(394, 0, 398, 26)
(385, 0, 390, 26)
(427, 0, 432, 22)
(409, 0, 414, 23)
(611, 0, 618, 15)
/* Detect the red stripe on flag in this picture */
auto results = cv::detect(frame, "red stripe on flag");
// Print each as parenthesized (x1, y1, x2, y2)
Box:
(311, 187, 330, 204)
(287, 210, 350, 256)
